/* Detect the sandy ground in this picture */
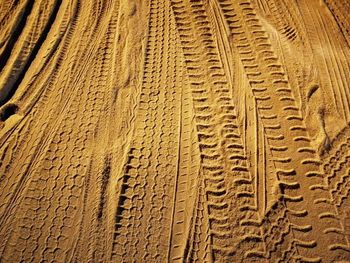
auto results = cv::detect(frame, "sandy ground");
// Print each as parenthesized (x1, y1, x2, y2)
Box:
(0, 0, 350, 262)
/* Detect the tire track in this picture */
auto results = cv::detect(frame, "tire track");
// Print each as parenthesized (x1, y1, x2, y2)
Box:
(186, 180, 212, 262)
(0, 0, 62, 105)
(298, 0, 350, 123)
(0, 0, 33, 71)
(0, 1, 78, 253)
(112, 0, 182, 261)
(0, 1, 115, 261)
(321, 126, 350, 253)
(323, 0, 350, 47)
(168, 67, 202, 261)
(324, 126, 350, 190)
(170, 0, 265, 261)
(215, 0, 349, 261)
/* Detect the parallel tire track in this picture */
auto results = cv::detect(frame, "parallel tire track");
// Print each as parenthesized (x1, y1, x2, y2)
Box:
(170, 0, 265, 261)
(0, 1, 116, 262)
(216, 0, 349, 261)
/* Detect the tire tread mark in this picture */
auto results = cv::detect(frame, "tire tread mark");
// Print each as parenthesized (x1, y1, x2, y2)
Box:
(216, 0, 349, 261)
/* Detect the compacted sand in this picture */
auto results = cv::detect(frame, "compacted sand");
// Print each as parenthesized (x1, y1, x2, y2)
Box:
(0, 0, 350, 262)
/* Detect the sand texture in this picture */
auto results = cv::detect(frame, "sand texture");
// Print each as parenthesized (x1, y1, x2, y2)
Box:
(0, 0, 350, 262)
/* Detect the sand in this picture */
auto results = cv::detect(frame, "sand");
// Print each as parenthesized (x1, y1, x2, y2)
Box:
(0, 0, 349, 262)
